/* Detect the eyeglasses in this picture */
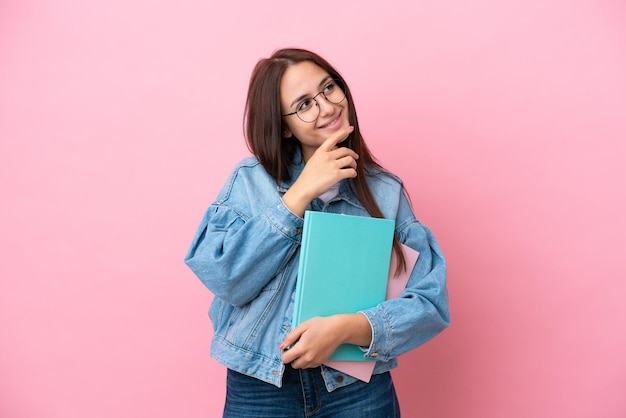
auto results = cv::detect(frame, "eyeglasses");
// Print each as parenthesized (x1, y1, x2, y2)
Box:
(282, 79, 346, 123)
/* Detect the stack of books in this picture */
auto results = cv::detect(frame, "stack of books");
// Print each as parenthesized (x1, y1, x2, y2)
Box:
(292, 211, 419, 381)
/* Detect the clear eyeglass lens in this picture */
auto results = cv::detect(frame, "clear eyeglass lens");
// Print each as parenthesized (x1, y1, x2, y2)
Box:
(297, 80, 346, 123)
(325, 82, 345, 104)
(298, 105, 317, 123)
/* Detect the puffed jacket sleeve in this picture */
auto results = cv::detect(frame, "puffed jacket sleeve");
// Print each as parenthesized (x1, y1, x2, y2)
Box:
(359, 191, 450, 360)
(184, 163, 303, 307)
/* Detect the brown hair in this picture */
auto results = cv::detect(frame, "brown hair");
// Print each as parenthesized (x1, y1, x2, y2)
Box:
(244, 48, 406, 275)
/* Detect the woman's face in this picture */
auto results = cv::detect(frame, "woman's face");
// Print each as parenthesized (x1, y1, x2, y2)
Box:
(280, 61, 350, 162)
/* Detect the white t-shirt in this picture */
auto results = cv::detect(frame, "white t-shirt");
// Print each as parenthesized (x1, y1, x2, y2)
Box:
(317, 183, 340, 203)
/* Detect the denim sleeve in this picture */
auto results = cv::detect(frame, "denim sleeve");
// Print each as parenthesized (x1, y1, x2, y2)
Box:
(359, 193, 450, 361)
(184, 173, 303, 307)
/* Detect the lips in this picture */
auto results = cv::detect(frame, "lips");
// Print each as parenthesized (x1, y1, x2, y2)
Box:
(317, 112, 342, 129)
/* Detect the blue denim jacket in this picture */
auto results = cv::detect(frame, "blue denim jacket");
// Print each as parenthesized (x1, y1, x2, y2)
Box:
(184, 151, 449, 392)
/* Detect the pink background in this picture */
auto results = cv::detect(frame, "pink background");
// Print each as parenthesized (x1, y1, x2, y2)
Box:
(2, 1, 625, 417)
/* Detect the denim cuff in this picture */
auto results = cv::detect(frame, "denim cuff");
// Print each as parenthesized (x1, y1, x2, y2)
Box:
(264, 201, 304, 242)
(358, 306, 391, 361)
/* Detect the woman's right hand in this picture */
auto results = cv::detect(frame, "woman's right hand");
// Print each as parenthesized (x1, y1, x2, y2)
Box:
(281, 126, 358, 217)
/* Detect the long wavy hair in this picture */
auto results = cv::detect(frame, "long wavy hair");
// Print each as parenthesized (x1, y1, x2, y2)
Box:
(244, 48, 406, 275)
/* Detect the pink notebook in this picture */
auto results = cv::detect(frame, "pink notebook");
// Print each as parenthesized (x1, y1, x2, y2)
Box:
(324, 243, 420, 382)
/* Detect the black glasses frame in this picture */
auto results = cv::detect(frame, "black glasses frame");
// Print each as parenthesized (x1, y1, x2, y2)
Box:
(282, 79, 346, 123)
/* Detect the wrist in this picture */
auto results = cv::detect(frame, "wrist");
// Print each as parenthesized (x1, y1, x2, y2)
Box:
(336, 313, 373, 347)
(282, 185, 315, 217)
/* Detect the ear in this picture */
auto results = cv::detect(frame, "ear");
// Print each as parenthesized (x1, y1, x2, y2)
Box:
(282, 126, 293, 138)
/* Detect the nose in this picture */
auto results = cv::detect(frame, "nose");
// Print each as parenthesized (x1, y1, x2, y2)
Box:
(315, 94, 335, 118)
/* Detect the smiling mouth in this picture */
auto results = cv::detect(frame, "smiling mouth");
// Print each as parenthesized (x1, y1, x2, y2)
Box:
(318, 112, 342, 129)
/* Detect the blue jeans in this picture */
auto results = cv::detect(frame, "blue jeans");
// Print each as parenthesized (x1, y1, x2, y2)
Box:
(223, 366, 401, 417)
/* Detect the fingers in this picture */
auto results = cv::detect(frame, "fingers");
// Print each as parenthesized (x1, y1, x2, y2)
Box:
(279, 327, 303, 351)
(289, 354, 320, 369)
(336, 154, 358, 170)
(279, 324, 305, 364)
(329, 154, 358, 180)
(281, 346, 296, 365)
(329, 145, 359, 162)
(283, 126, 358, 216)
(279, 317, 340, 369)
(320, 126, 355, 152)
(279, 321, 318, 367)
(281, 343, 320, 369)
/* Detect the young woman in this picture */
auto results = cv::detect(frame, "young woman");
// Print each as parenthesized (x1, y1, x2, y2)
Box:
(184, 48, 449, 417)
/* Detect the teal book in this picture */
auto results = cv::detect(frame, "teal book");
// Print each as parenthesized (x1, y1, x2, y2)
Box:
(292, 211, 395, 361)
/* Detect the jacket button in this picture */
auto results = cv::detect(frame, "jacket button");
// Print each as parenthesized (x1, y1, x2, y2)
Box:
(335, 375, 344, 383)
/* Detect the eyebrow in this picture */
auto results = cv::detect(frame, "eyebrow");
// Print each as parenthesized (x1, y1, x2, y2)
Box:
(289, 75, 334, 108)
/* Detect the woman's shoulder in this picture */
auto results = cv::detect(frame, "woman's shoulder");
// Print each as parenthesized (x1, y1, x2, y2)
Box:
(365, 164, 404, 189)
(215, 157, 276, 207)
(226, 156, 270, 180)
(217, 155, 276, 198)
(232, 155, 262, 170)
(363, 164, 413, 220)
